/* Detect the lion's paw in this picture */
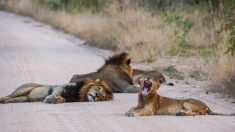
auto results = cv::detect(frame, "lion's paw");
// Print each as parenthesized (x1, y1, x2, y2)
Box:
(56, 96, 65, 103)
(0, 97, 11, 104)
(44, 95, 58, 104)
(125, 111, 139, 117)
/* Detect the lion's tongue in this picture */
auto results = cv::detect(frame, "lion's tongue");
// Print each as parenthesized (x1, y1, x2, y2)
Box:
(143, 87, 149, 93)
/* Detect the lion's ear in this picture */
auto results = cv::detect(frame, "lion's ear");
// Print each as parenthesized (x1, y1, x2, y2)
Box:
(137, 78, 144, 85)
(85, 79, 93, 84)
(136, 79, 142, 85)
(95, 79, 101, 83)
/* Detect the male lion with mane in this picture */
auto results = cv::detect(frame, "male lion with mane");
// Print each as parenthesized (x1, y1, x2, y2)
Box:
(70, 52, 139, 93)
(126, 78, 235, 116)
(0, 79, 113, 104)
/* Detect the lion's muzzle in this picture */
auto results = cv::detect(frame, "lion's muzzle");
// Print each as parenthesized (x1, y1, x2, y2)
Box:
(142, 79, 152, 94)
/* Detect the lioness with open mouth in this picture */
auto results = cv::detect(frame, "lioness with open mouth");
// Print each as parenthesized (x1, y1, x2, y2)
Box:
(125, 78, 234, 117)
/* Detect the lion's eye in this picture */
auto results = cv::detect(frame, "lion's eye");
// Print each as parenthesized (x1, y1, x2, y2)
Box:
(96, 87, 100, 91)
(94, 87, 99, 91)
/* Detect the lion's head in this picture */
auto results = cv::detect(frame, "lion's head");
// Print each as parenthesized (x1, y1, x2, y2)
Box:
(133, 69, 166, 85)
(139, 78, 160, 96)
(101, 52, 133, 79)
(80, 79, 113, 102)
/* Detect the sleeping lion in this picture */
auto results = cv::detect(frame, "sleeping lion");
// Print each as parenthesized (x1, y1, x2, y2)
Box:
(0, 79, 113, 104)
(125, 78, 234, 116)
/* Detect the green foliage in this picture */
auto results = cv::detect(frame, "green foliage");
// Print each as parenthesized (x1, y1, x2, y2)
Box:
(198, 47, 214, 58)
(35, 0, 64, 10)
(163, 66, 184, 80)
(135, 0, 209, 11)
(136, 0, 171, 10)
(222, 0, 235, 55)
(32, 0, 234, 56)
(226, 30, 235, 55)
(203, 0, 235, 55)
(190, 70, 206, 81)
(161, 12, 194, 57)
(163, 66, 177, 73)
(169, 48, 191, 57)
(146, 52, 155, 63)
(34, 0, 106, 12)
(162, 12, 193, 47)
(163, 12, 193, 32)
(34, 0, 210, 13)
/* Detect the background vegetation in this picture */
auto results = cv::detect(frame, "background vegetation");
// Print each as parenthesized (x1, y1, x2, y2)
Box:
(0, 0, 234, 96)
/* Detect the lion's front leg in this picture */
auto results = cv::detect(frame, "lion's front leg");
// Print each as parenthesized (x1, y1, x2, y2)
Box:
(125, 105, 142, 116)
(126, 106, 155, 117)
(44, 85, 66, 104)
(44, 95, 65, 104)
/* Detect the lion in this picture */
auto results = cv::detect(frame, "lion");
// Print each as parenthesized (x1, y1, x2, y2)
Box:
(0, 79, 113, 104)
(125, 78, 234, 116)
(70, 52, 139, 93)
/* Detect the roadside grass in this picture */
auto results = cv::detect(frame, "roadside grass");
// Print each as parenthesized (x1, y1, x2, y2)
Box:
(0, 0, 214, 62)
(0, 0, 234, 96)
(208, 43, 235, 96)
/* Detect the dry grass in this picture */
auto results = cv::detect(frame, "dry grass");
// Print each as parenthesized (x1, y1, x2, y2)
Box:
(208, 32, 235, 96)
(0, 0, 120, 50)
(209, 56, 235, 96)
(0, 0, 212, 62)
(0, 0, 234, 96)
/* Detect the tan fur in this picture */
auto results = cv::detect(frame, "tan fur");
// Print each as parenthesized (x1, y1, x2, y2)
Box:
(0, 79, 113, 104)
(133, 69, 166, 84)
(126, 78, 213, 117)
(80, 79, 113, 101)
(70, 52, 139, 93)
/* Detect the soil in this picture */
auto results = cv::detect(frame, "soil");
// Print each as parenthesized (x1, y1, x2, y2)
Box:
(0, 11, 235, 132)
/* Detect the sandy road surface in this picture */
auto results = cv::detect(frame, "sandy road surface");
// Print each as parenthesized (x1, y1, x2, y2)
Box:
(0, 11, 235, 132)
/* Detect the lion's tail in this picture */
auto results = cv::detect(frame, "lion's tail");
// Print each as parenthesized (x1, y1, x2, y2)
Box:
(209, 112, 235, 116)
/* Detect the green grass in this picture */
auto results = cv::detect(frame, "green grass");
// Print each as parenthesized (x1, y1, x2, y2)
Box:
(162, 66, 185, 80)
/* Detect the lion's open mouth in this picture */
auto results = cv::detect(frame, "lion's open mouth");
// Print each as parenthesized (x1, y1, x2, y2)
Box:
(142, 80, 152, 94)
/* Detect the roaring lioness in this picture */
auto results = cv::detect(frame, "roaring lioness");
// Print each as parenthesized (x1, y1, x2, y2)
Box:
(70, 52, 139, 93)
(125, 78, 234, 116)
(0, 79, 113, 104)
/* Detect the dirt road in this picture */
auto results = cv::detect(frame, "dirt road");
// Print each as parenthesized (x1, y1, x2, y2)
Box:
(0, 11, 235, 132)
